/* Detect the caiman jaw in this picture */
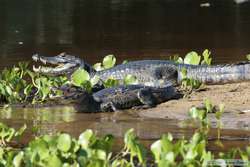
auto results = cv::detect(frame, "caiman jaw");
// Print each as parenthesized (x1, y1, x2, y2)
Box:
(32, 53, 78, 75)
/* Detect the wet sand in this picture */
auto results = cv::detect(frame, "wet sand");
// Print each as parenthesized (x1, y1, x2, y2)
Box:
(138, 82, 250, 131)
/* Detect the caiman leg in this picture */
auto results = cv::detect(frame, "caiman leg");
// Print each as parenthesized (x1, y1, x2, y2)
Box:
(100, 89, 156, 112)
(178, 62, 250, 84)
(100, 102, 117, 112)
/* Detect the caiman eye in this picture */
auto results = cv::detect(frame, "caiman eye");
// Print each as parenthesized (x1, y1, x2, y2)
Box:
(59, 52, 67, 58)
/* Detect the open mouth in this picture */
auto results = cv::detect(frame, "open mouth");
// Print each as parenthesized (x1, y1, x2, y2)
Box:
(32, 53, 77, 75)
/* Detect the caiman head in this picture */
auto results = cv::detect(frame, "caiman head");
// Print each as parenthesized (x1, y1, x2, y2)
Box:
(32, 53, 96, 76)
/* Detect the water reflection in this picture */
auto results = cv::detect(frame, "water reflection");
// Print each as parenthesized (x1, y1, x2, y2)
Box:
(0, 106, 249, 151)
(0, 0, 250, 151)
(1, 0, 250, 69)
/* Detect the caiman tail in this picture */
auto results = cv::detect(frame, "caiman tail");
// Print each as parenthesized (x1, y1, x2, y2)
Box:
(178, 62, 250, 84)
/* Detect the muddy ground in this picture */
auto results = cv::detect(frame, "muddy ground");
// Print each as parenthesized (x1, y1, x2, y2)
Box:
(138, 82, 250, 131)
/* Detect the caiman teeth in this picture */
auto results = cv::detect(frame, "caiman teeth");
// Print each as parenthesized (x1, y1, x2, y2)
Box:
(40, 58, 47, 65)
(32, 54, 39, 62)
(33, 65, 41, 72)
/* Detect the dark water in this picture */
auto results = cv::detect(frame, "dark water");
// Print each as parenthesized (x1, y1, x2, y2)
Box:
(0, 0, 250, 151)
(1, 0, 250, 68)
(0, 106, 249, 152)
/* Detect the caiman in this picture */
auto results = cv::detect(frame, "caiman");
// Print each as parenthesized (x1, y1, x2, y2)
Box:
(32, 53, 250, 87)
(62, 84, 177, 112)
(31, 53, 250, 111)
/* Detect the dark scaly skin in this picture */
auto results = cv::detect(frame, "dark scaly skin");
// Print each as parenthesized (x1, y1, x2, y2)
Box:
(96, 60, 250, 85)
(32, 54, 250, 86)
(65, 85, 177, 112)
(182, 61, 250, 84)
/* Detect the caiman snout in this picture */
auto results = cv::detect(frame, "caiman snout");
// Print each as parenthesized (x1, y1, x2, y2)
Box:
(32, 53, 81, 75)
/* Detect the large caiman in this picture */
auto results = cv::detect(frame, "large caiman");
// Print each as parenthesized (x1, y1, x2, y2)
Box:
(62, 84, 177, 112)
(32, 53, 250, 87)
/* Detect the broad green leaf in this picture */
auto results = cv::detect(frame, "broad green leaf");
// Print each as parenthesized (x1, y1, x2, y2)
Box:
(122, 60, 129, 64)
(167, 133, 173, 141)
(124, 75, 138, 85)
(103, 55, 116, 69)
(124, 129, 146, 164)
(165, 152, 174, 163)
(94, 149, 107, 160)
(31, 139, 49, 160)
(15, 124, 27, 137)
(184, 51, 201, 65)
(13, 151, 24, 167)
(176, 57, 184, 64)
(150, 140, 162, 162)
(246, 54, 250, 60)
(201, 49, 212, 65)
(93, 63, 104, 71)
(104, 78, 119, 88)
(78, 129, 94, 149)
(5, 86, 12, 96)
(71, 69, 90, 87)
(57, 133, 72, 152)
(205, 98, 213, 113)
(47, 154, 62, 167)
(90, 75, 100, 86)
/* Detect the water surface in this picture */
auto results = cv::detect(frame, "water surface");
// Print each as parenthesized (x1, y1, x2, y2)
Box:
(0, 0, 250, 151)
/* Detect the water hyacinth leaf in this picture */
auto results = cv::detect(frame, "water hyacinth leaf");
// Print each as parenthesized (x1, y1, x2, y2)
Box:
(219, 104, 225, 113)
(24, 84, 33, 97)
(167, 133, 173, 141)
(184, 51, 201, 65)
(29, 139, 49, 160)
(82, 80, 92, 93)
(124, 129, 146, 164)
(15, 124, 27, 137)
(124, 74, 138, 85)
(57, 133, 72, 152)
(104, 78, 119, 88)
(246, 54, 250, 60)
(47, 154, 62, 167)
(78, 129, 94, 149)
(93, 63, 104, 71)
(122, 60, 128, 64)
(150, 140, 162, 162)
(90, 75, 100, 86)
(94, 149, 107, 160)
(177, 57, 184, 64)
(165, 152, 175, 163)
(189, 107, 199, 119)
(205, 98, 213, 113)
(103, 55, 116, 69)
(201, 49, 212, 65)
(5, 86, 12, 96)
(71, 69, 90, 87)
(13, 151, 24, 167)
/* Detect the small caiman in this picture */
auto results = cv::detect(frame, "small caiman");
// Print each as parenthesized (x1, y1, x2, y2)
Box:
(32, 53, 250, 87)
(63, 84, 177, 112)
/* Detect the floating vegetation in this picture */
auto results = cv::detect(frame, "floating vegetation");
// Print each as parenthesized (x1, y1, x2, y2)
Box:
(0, 101, 249, 166)
(0, 50, 213, 104)
(0, 62, 68, 104)
(177, 49, 213, 91)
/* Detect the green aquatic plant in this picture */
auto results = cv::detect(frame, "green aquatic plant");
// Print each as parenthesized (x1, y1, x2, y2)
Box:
(71, 68, 101, 92)
(175, 49, 212, 66)
(28, 71, 68, 103)
(176, 49, 212, 91)
(0, 100, 249, 166)
(0, 62, 31, 103)
(0, 123, 26, 147)
(0, 62, 69, 104)
(246, 53, 250, 61)
(93, 54, 117, 71)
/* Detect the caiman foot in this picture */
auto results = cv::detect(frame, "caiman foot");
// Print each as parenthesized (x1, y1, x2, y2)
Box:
(100, 102, 118, 112)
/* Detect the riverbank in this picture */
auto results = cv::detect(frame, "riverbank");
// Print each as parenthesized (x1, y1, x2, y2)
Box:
(138, 82, 250, 131)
